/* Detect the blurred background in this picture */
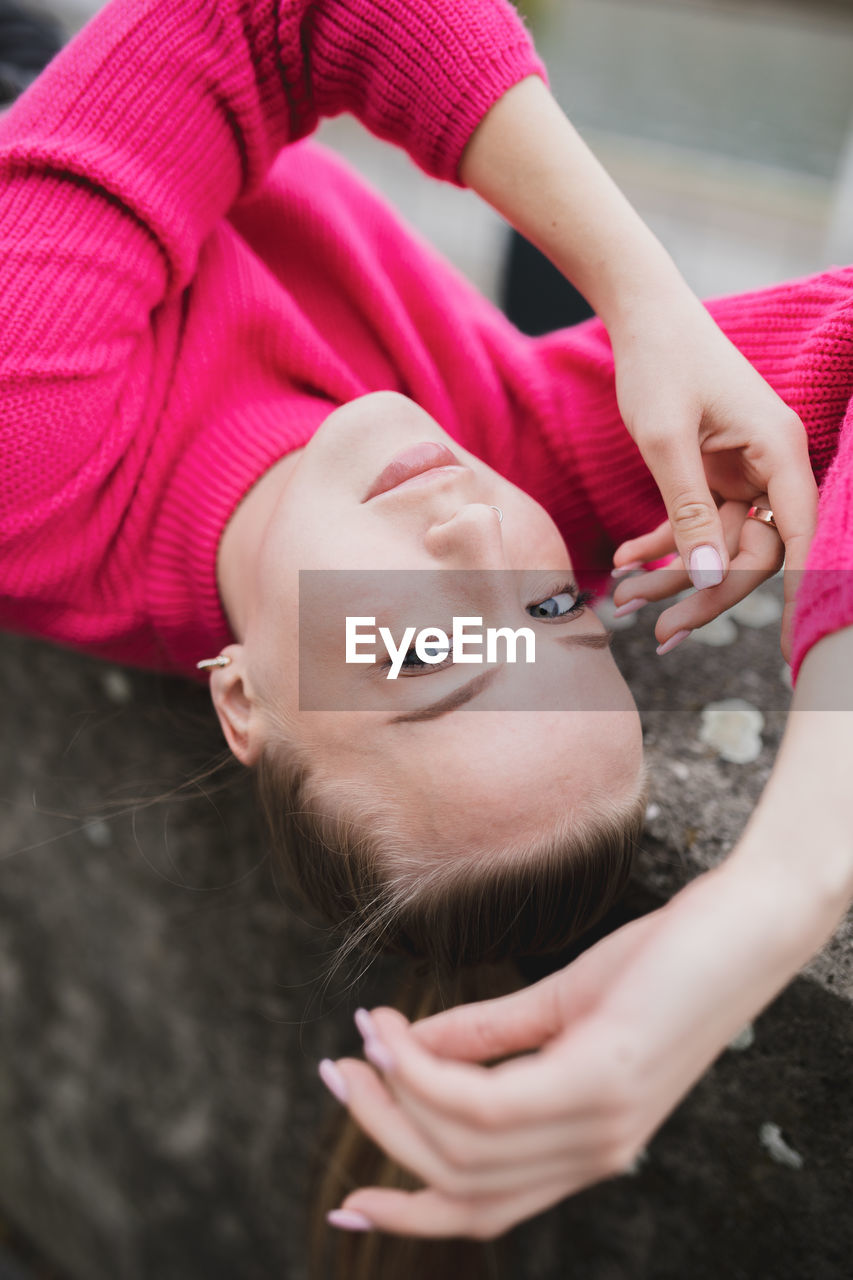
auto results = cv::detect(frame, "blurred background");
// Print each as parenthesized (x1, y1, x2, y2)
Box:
(1, 2, 853, 1278)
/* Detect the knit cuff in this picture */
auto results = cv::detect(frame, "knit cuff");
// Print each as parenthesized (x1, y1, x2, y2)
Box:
(296, 0, 549, 187)
(790, 574, 853, 687)
(422, 45, 550, 186)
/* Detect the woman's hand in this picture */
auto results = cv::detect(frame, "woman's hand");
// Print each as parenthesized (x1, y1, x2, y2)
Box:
(323, 858, 840, 1240)
(608, 294, 817, 662)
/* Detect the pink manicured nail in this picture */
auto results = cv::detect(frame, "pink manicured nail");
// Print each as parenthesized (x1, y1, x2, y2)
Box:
(656, 629, 691, 656)
(354, 1007, 376, 1040)
(611, 597, 648, 619)
(327, 1209, 373, 1232)
(363, 1036, 395, 1073)
(688, 545, 723, 590)
(318, 1059, 349, 1105)
(611, 560, 644, 578)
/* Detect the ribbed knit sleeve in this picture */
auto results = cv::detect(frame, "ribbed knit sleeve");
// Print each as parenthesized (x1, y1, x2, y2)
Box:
(788, 406, 853, 684)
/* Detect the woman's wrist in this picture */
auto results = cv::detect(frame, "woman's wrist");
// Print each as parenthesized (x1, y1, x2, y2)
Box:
(605, 277, 714, 348)
(723, 834, 852, 977)
(724, 711, 853, 947)
(672, 850, 846, 1024)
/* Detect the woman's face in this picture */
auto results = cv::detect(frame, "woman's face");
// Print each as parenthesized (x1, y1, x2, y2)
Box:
(215, 392, 644, 854)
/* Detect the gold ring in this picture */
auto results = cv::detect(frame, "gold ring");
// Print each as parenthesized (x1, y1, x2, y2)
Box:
(746, 505, 777, 530)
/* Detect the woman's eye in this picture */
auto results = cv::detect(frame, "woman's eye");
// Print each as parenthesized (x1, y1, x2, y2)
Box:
(399, 642, 451, 672)
(386, 584, 592, 674)
(527, 585, 592, 620)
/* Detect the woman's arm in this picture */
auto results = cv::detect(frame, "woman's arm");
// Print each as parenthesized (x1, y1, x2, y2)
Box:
(322, 626, 853, 1238)
(731, 622, 853, 902)
(0, 0, 543, 304)
(459, 75, 694, 339)
(459, 76, 819, 658)
(0, 0, 543, 514)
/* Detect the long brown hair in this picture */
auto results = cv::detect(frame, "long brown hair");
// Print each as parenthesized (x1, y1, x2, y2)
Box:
(254, 734, 647, 1280)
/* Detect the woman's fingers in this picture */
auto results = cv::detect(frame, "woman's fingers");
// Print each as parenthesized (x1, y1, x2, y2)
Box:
(763, 419, 819, 581)
(328, 1057, 611, 1202)
(612, 499, 754, 609)
(360, 1010, 614, 1130)
(383, 968, 568, 1064)
(335, 1164, 599, 1241)
(611, 560, 688, 614)
(325, 1057, 472, 1191)
(611, 517, 677, 574)
(320, 1054, 563, 1192)
(762, 441, 819, 661)
(633, 423, 729, 590)
(377, 1070, 626, 1174)
(652, 514, 785, 646)
(612, 499, 786, 638)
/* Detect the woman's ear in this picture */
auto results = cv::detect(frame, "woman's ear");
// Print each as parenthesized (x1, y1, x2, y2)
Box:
(207, 645, 264, 767)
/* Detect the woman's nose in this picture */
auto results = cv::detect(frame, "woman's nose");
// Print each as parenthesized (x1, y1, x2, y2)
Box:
(423, 503, 506, 566)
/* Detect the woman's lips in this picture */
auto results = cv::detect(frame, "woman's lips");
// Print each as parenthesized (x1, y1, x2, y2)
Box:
(362, 441, 464, 502)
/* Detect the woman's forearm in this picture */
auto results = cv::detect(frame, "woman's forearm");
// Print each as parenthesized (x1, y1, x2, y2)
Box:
(458, 75, 698, 336)
(726, 623, 853, 940)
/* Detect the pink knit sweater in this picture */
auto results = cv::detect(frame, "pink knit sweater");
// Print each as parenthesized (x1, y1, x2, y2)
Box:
(0, 0, 851, 687)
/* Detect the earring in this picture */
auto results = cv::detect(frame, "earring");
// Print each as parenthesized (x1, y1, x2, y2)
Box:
(196, 654, 232, 671)
(489, 505, 504, 524)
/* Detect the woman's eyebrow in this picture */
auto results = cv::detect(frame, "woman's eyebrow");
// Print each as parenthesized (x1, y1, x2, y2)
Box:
(386, 631, 612, 724)
(387, 666, 500, 724)
(559, 632, 613, 651)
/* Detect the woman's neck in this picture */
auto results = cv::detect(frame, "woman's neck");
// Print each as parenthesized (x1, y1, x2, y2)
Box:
(216, 450, 304, 639)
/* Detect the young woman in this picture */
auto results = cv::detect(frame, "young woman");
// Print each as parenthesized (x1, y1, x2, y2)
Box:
(1, 0, 851, 1271)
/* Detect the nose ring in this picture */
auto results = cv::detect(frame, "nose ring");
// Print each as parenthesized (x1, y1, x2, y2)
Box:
(489, 505, 504, 524)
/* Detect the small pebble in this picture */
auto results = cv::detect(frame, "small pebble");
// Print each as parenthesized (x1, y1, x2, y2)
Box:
(729, 591, 783, 628)
(699, 698, 764, 764)
(82, 820, 111, 849)
(727, 1022, 755, 1052)
(623, 1145, 650, 1176)
(101, 669, 133, 704)
(669, 761, 690, 781)
(759, 1123, 804, 1170)
(645, 803, 661, 822)
(691, 614, 738, 647)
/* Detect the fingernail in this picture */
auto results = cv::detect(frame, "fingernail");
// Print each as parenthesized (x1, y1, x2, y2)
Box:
(354, 1007, 376, 1041)
(318, 1058, 349, 1105)
(611, 560, 644, 578)
(363, 1035, 395, 1074)
(327, 1209, 373, 1232)
(611, 597, 648, 619)
(656, 629, 691, 656)
(688, 545, 723, 590)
